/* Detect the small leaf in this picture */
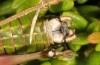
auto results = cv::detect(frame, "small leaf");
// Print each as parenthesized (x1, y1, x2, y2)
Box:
(50, 59, 68, 65)
(88, 32, 100, 44)
(68, 43, 82, 51)
(16, 0, 39, 13)
(68, 33, 89, 45)
(76, 0, 88, 4)
(62, 12, 88, 32)
(49, 0, 74, 13)
(0, 0, 15, 16)
(41, 62, 51, 65)
(12, 0, 27, 9)
(86, 51, 100, 65)
(95, 44, 100, 51)
(87, 21, 100, 33)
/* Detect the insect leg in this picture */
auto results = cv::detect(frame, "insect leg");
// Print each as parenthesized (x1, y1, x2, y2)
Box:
(0, 49, 77, 65)
(30, 9, 40, 44)
(30, 0, 44, 44)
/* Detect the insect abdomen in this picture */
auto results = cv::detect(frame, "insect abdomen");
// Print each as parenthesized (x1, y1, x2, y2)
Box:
(0, 16, 50, 54)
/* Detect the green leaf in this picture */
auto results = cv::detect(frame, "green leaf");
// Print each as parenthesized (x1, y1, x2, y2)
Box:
(77, 5, 100, 17)
(49, 0, 74, 13)
(0, 0, 15, 16)
(87, 20, 100, 33)
(55, 56, 77, 65)
(16, 0, 39, 13)
(69, 33, 89, 45)
(95, 44, 100, 51)
(76, 0, 88, 4)
(41, 62, 51, 65)
(50, 59, 68, 65)
(86, 51, 100, 65)
(62, 12, 88, 31)
(12, 0, 27, 9)
(68, 43, 82, 51)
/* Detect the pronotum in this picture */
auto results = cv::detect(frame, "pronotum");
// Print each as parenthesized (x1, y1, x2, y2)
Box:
(0, 0, 76, 65)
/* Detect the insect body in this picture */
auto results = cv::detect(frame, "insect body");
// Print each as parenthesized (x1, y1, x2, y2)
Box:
(0, 16, 76, 54)
(0, 0, 76, 65)
(0, 0, 76, 55)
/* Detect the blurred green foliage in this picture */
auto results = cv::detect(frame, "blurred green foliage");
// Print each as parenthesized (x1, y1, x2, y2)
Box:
(0, 0, 100, 65)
